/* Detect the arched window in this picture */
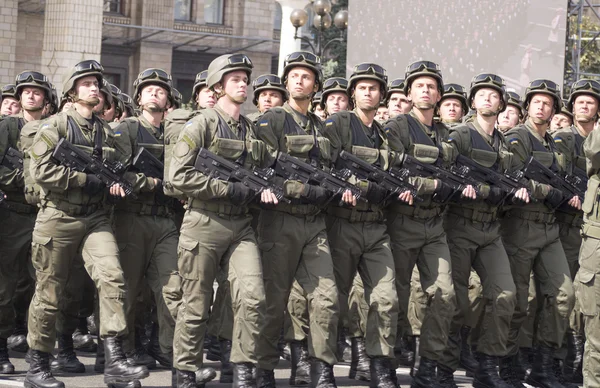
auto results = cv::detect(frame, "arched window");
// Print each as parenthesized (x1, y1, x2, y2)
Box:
(274, 2, 283, 31)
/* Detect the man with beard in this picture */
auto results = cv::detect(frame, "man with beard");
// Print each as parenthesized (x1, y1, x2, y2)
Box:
(321, 62, 400, 387)
(321, 77, 350, 117)
(386, 78, 412, 119)
(247, 74, 287, 123)
(169, 54, 276, 388)
(25, 59, 149, 388)
(254, 51, 352, 387)
(383, 60, 476, 388)
(552, 79, 600, 385)
(437, 83, 468, 128)
(1, 84, 21, 117)
(0, 71, 53, 373)
(497, 92, 524, 133)
(549, 103, 574, 136)
(501, 79, 578, 388)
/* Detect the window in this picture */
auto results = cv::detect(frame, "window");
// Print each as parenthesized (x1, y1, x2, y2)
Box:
(274, 3, 282, 31)
(174, 0, 192, 21)
(103, 73, 122, 91)
(103, 0, 121, 13)
(205, 0, 224, 24)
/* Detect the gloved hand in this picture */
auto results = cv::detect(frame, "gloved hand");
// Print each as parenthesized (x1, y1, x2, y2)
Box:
(485, 187, 505, 206)
(302, 184, 330, 206)
(365, 182, 388, 204)
(83, 174, 105, 196)
(227, 182, 255, 206)
(432, 179, 454, 203)
(544, 188, 564, 209)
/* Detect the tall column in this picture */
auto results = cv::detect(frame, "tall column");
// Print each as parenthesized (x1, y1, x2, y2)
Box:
(41, 0, 103, 95)
(276, 0, 307, 76)
(0, 0, 18, 85)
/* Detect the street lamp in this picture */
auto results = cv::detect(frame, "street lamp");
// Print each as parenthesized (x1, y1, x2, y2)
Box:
(289, 0, 348, 58)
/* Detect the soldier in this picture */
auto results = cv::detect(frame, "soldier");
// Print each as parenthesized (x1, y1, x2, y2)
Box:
(0, 70, 53, 374)
(497, 91, 524, 133)
(25, 59, 149, 388)
(321, 77, 350, 117)
(254, 51, 350, 387)
(168, 88, 183, 113)
(322, 62, 400, 387)
(501, 79, 578, 388)
(1, 84, 21, 116)
(376, 102, 389, 122)
(383, 60, 476, 388)
(549, 102, 574, 136)
(191, 70, 216, 110)
(168, 53, 275, 388)
(93, 79, 115, 122)
(247, 74, 287, 123)
(437, 83, 468, 128)
(553, 79, 600, 385)
(386, 78, 412, 119)
(116, 93, 135, 121)
(437, 73, 521, 388)
(311, 91, 326, 121)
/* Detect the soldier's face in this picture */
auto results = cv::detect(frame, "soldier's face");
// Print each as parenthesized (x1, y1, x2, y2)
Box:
(102, 102, 116, 122)
(326, 92, 349, 114)
(196, 86, 216, 109)
(528, 93, 555, 123)
(257, 90, 284, 113)
(573, 95, 599, 123)
(75, 76, 100, 106)
(387, 92, 411, 118)
(221, 70, 248, 104)
(439, 98, 463, 121)
(353, 80, 381, 112)
(409, 76, 441, 110)
(140, 85, 169, 111)
(20, 87, 46, 111)
(287, 67, 317, 101)
(1, 97, 20, 116)
(376, 106, 389, 121)
(473, 87, 502, 116)
(550, 114, 573, 131)
(498, 105, 521, 128)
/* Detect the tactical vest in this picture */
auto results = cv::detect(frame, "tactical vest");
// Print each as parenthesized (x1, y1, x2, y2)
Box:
(464, 123, 501, 170)
(526, 130, 558, 172)
(571, 126, 587, 172)
(406, 114, 441, 164)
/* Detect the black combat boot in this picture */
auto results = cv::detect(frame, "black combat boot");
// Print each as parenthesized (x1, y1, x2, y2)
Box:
(205, 334, 221, 361)
(551, 358, 578, 388)
(289, 340, 310, 386)
(310, 359, 337, 388)
(127, 330, 156, 369)
(0, 337, 15, 374)
(257, 368, 276, 388)
(219, 338, 233, 383)
(410, 356, 441, 388)
(437, 363, 458, 388)
(459, 326, 478, 374)
(410, 335, 421, 378)
(145, 322, 172, 368)
(50, 333, 86, 373)
(107, 381, 141, 388)
(233, 362, 256, 388)
(196, 366, 217, 385)
(103, 336, 149, 385)
(516, 347, 532, 380)
(473, 353, 513, 388)
(395, 335, 414, 367)
(176, 369, 196, 388)
(7, 316, 28, 353)
(24, 349, 65, 388)
(72, 316, 97, 353)
(369, 357, 396, 388)
(563, 333, 583, 384)
(336, 327, 351, 363)
(348, 337, 370, 382)
(525, 346, 565, 388)
(95, 337, 105, 373)
(500, 354, 526, 388)
(279, 334, 291, 361)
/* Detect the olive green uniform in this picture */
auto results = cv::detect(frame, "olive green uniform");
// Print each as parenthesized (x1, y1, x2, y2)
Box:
(26, 108, 131, 353)
(322, 110, 398, 358)
(438, 120, 517, 370)
(502, 120, 575, 357)
(168, 105, 267, 372)
(254, 103, 339, 369)
(383, 111, 457, 362)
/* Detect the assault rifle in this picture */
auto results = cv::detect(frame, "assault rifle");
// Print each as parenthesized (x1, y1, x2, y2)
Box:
(132, 147, 164, 179)
(52, 138, 135, 197)
(1, 147, 23, 171)
(275, 152, 362, 200)
(194, 147, 288, 203)
(336, 150, 421, 202)
(523, 156, 584, 203)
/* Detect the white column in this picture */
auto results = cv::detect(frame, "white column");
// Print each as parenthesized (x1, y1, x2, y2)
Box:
(276, 0, 308, 76)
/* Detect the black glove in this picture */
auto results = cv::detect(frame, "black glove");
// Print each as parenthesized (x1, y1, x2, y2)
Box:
(227, 182, 255, 206)
(544, 188, 564, 209)
(302, 184, 330, 206)
(83, 174, 105, 196)
(365, 182, 388, 205)
(432, 180, 454, 203)
(485, 187, 505, 206)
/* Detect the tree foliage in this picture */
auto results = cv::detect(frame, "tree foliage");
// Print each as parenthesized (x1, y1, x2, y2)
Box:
(565, 14, 600, 94)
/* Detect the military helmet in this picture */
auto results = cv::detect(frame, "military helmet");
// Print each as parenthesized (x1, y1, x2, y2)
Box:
(15, 71, 52, 99)
(506, 91, 524, 118)
(192, 70, 209, 101)
(320, 77, 349, 108)
(347, 63, 388, 97)
(99, 79, 114, 110)
(117, 93, 135, 116)
(207, 53, 253, 90)
(47, 83, 59, 115)
(385, 78, 406, 104)
(107, 83, 123, 114)
(404, 60, 443, 95)
(559, 99, 574, 120)
(282, 51, 323, 91)
(467, 73, 507, 110)
(1, 84, 17, 100)
(524, 79, 563, 112)
(440, 83, 468, 114)
(171, 88, 182, 109)
(62, 59, 104, 98)
(252, 74, 287, 106)
(311, 91, 323, 112)
(133, 68, 173, 101)
(567, 78, 600, 112)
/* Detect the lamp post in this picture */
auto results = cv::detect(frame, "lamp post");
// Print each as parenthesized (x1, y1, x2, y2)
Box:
(289, 0, 348, 58)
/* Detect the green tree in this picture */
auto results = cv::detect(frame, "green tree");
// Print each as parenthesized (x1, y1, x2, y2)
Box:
(565, 14, 600, 95)
(311, 0, 348, 78)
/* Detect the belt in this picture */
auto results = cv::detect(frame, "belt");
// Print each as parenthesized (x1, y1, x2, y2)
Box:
(326, 206, 383, 223)
(582, 221, 600, 240)
(115, 202, 171, 217)
(44, 201, 103, 216)
(269, 202, 321, 217)
(5, 201, 37, 214)
(448, 207, 498, 223)
(188, 199, 248, 217)
(555, 211, 583, 228)
(390, 204, 444, 220)
(506, 209, 555, 224)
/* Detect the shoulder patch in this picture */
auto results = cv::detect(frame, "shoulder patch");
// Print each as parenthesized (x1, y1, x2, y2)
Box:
(508, 138, 519, 145)
(174, 141, 191, 158)
(259, 119, 269, 127)
(325, 120, 334, 127)
(554, 137, 563, 143)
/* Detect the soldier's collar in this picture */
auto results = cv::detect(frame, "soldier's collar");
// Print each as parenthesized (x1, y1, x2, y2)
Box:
(68, 108, 97, 129)
(525, 119, 549, 144)
(214, 104, 238, 126)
